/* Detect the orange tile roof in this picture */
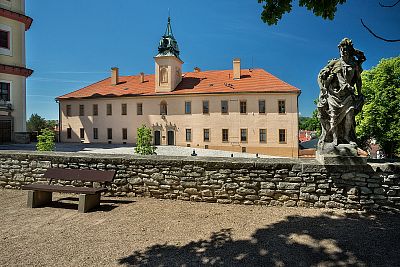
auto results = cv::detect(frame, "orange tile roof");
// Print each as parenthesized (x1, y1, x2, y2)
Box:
(57, 69, 300, 100)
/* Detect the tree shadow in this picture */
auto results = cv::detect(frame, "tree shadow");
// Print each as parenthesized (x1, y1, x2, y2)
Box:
(118, 212, 400, 266)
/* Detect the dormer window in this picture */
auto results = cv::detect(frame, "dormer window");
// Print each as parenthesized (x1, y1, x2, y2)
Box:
(160, 67, 168, 84)
(160, 100, 167, 115)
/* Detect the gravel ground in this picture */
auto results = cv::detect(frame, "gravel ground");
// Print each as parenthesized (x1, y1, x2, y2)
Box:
(1, 189, 399, 266)
(0, 143, 285, 158)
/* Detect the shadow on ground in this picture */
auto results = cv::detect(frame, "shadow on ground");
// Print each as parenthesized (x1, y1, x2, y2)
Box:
(44, 197, 135, 213)
(118, 212, 400, 266)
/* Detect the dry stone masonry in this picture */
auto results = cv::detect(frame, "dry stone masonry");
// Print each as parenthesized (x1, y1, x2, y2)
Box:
(0, 151, 399, 212)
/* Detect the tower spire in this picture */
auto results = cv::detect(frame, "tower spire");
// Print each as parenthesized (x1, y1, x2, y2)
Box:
(156, 16, 180, 58)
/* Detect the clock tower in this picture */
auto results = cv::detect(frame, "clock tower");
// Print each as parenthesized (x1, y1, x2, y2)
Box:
(154, 17, 183, 93)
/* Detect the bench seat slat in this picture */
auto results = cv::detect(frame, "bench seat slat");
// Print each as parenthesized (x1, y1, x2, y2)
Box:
(22, 184, 106, 194)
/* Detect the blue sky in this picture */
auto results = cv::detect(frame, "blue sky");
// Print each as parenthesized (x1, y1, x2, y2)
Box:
(25, 0, 399, 120)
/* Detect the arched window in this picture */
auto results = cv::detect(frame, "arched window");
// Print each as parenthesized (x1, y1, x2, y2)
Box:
(160, 67, 168, 84)
(160, 100, 167, 115)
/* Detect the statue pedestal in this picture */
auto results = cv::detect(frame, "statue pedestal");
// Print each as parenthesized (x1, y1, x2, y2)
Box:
(316, 144, 367, 165)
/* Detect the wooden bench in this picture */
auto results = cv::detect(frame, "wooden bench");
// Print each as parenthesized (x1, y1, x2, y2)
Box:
(22, 168, 115, 213)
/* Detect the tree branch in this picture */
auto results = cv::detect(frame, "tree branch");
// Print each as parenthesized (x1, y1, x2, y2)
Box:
(379, 0, 400, 7)
(360, 19, 400, 42)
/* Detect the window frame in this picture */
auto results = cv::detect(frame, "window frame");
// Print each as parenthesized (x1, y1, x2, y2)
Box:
(67, 128, 72, 139)
(122, 128, 128, 140)
(203, 128, 210, 142)
(160, 101, 168, 115)
(0, 24, 12, 56)
(107, 104, 112, 116)
(259, 99, 266, 114)
(0, 81, 10, 101)
(80, 128, 84, 139)
(121, 103, 127, 115)
(221, 100, 229, 114)
(259, 129, 267, 143)
(137, 103, 143, 115)
(240, 128, 248, 142)
(185, 128, 192, 142)
(278, 100, 286, 114)
(66, 104, 71, 117)
(92, 104, 98, 116)
(0, 29, 10, 49)
(279, 129, 287, 143)
(107, 128, 113, 139)
(93, 128, 98, 140)
(185, 101, 191, 114)
(222, 129, 229, 142)
(79, 104, 84, 116)
(240, 100, 247, 114)
(202, 100, 209, 114)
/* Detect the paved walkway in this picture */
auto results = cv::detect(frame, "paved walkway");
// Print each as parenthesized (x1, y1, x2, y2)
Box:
(1, 189, 399, 266)
(0, 143, 285, 158)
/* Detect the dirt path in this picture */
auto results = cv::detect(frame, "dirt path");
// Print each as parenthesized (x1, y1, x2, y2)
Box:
(1, 189, 399, 266)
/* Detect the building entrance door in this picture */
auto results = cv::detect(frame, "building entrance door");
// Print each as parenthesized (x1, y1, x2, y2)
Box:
(154, 131, 161, 145)
(0, 120, 11, 143)
(167, 130, 174, 145)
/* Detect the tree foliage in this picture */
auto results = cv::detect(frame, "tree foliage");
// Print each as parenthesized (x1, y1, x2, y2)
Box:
(36, 128, 55, 151)
(356, 57, 400, 158)
(26, 113, 48, 132)
(135, 125, 157, 155)
(258, 0, 347, 25)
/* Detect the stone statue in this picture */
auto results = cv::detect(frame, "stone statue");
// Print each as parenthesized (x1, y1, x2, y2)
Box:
(317, 38, 366, 163)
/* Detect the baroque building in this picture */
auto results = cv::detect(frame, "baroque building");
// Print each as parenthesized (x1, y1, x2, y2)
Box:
(0, 0, 33, 143)
(57, 18, 300, 157)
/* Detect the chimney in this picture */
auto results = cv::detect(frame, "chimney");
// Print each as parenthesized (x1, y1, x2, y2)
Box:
(140, 72, 145, 83)
(233, 58, 241, 80)
(194, 67, 201, 72)
(111, 67, 119, 85)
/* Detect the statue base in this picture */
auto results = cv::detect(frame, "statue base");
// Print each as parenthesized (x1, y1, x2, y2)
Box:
(316, 143, 367, 165)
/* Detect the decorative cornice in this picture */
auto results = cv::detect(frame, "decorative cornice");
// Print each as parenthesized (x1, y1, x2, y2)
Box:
(0, 8, 33, 31)
(0, 63, 33, 77)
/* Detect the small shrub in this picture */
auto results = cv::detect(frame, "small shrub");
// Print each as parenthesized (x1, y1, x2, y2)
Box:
(36, 129, 55, 151)
(135, 125, 157, 155)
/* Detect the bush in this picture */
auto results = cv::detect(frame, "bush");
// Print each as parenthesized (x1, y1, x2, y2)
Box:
(36, 129, 55, 151)
(135, 125, 156, 155)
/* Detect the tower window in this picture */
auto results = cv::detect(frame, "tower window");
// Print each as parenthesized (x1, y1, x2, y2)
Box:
(160, 67, 168, 84)
(0, 82, 10, 101)
(0, 30, 10, 49)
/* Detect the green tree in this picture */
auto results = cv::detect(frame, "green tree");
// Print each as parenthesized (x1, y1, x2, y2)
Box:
(257, 0, 399, 42)
(356, 57, 400, 158)
(299, 100, 321, 135)
(26, 113, 47, 132)
(135, 125, 157, 155)
(36, 128, 55, 151)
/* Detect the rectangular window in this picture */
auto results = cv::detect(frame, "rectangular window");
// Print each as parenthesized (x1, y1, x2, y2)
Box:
(79, 104, 84, 116)
(279, 129, 286, 143)
(93, 104, 98, 116)
(186, 129, 192, 142)
(203, 129, 210, 142)
(137, 103, 143, 115)
(259, 129, 267, 143)
(221, 100, 228, 114)
(278, 100, 286, 114)
(122, 128, 127, 140)
(240, 100, 247, 114)
(93, 128, 98, 139)
(259, 100, 266, 114)
(202, 100, 209, 114)
(0, 82, 10, 101)
(80, 128, 84, 139)
(121, 103, 127, 115)
(107, 128, 112, 139)
(240, 129, 247, 142)
(185, 101, 191, 114)
(222, 129, 229, 142)
(66, 105, 71, 117)
(107, 104, 112, 115)
(0, 30, 10, 49)
(67, 128, 72, 139)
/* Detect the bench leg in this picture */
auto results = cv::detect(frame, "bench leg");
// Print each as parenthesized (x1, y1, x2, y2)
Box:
(78, 193, 101, 213)
(27, 190, 52, 208)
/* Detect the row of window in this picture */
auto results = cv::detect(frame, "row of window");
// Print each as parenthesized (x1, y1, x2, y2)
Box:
(66, 100, 287, 117)
(67, 127, 128, 140)
(67, 127, 287, 144)
(186, 128, 286, 143)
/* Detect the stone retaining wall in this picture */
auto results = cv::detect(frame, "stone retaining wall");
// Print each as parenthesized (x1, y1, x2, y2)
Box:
(0, 151, 399, 211)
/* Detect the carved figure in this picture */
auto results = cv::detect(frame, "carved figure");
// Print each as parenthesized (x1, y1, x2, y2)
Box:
(317, 38, 366, 152)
